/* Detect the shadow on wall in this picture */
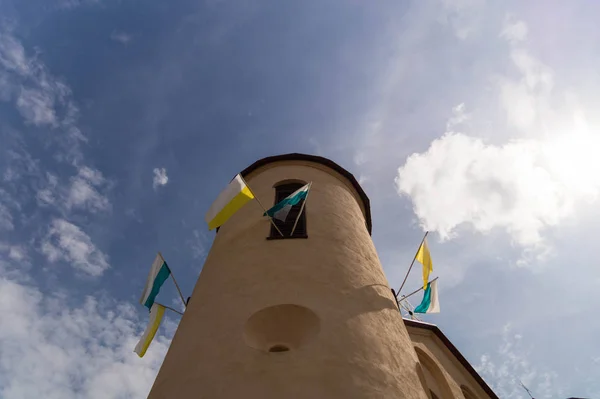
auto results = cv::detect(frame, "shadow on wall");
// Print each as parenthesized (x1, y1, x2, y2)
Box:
(346, 284, 399, 317)
(416, 362, 431, 399)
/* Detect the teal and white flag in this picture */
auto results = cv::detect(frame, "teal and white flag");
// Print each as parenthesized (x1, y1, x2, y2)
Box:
(264, 183, 310, 222)
(414, 279, 440, 314)
(139, 253, 171, 310)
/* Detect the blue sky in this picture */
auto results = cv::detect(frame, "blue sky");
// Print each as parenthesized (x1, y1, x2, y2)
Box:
(0, 0, 599, 397)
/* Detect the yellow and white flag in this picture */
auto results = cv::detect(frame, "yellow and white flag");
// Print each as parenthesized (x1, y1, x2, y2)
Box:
(205, 174, 255, 230)
(134, 303, 165, 358)
(416, 238, 433, 290)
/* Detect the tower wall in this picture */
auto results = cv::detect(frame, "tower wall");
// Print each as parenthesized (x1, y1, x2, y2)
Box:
(148, 159, 428, 399)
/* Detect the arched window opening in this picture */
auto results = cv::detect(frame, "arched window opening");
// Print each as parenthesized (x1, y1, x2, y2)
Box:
(268, 182, 308, 239)
(415, 347, 454, 399)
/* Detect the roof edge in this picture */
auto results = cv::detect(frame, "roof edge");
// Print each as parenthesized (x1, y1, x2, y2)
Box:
(404, 319, 499, 399)
(240, 153, 372, 234)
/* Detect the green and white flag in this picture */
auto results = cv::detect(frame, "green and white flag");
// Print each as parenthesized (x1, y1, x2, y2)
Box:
(139, 253, 171, 310)
(264, 183, 310, 222)
(414, 279, 440, 314)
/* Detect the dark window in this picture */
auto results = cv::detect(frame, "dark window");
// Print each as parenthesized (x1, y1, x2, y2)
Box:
(268, 182, 307, 239)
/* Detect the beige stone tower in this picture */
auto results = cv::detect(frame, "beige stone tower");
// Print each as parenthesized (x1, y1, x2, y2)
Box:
(147, 154, 429, 399)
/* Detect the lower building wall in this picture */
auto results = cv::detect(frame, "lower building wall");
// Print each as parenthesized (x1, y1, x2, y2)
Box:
(414, 342, 467, 399)
(407, 326, 494, 399)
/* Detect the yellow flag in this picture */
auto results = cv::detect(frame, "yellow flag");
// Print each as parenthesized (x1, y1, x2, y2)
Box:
(416, 238, 433, 289)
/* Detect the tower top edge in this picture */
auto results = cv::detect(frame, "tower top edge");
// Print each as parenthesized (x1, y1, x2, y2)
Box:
(239, 153, 372, 234)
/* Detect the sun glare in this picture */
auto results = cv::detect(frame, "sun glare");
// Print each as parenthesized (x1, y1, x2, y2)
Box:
(539, 110, 600, 204)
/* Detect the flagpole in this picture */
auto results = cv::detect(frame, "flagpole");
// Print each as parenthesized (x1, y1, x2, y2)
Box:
(397, 277, 438, 303)
(239, 175, 285, 237)
(395, 231, 429, 298)
(519, 380, 535, 399)
(154, 301, 184, 316)
(159, 252, 187, 308)
(290, 182, 312, 237)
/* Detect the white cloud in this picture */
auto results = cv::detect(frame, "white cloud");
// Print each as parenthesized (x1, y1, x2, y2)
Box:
(0, 70, 12, 100)
(37, 174, 58, 205)
(3, 145, 39, 182)
(110, 31, 133, 45)
(188, 229, 206, 260)
(152, 168, 168, 190)
(0, 33, 29, 75)
(77, 166, 104, 185)
(0, 203, 14, 231)
(36, 167, 110, 212)
(0, 277, 169, 399)
(498, 79, 537, 131)
(0, 188, 21, 210)
(16, 88, 58, 126)
(397, 133, 556, 247)
(6, 245, 27, 262)
(36, 188, 55, 205)
(57, 0, 101, 9)
(439, 0, 485, 40)
(500, 16, 528, 43)
(446, 102, 469, 130)
(0, 30, 85, 149)
(396, 17, 600, 257)
(476, 324, 560, 398)
(41, 219, 110, 276)
(67, 167, 110, 212)
(68, 179, 107, 211)
(396, 124, 600, 252)
(497, 20, 553, 132)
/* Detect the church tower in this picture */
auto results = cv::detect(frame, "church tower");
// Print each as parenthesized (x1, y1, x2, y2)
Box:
(147, 154, 429, 399)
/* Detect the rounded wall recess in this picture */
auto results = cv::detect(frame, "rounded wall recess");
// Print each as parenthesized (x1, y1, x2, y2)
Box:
(268, 344, 290, 353)
(243, 304, 320, 353)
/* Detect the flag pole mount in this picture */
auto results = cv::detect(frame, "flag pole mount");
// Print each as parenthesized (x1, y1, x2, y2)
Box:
(398, 297, 421, 321)
(239, 175, 285, 237)
(159, 251, 187, 308)
(397, 277, 439, 303)
(154, 301, 184, 316)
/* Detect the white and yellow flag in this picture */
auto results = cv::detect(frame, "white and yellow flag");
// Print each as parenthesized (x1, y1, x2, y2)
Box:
(134, 303, 165, 358)
(205, 174, 255, 230)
